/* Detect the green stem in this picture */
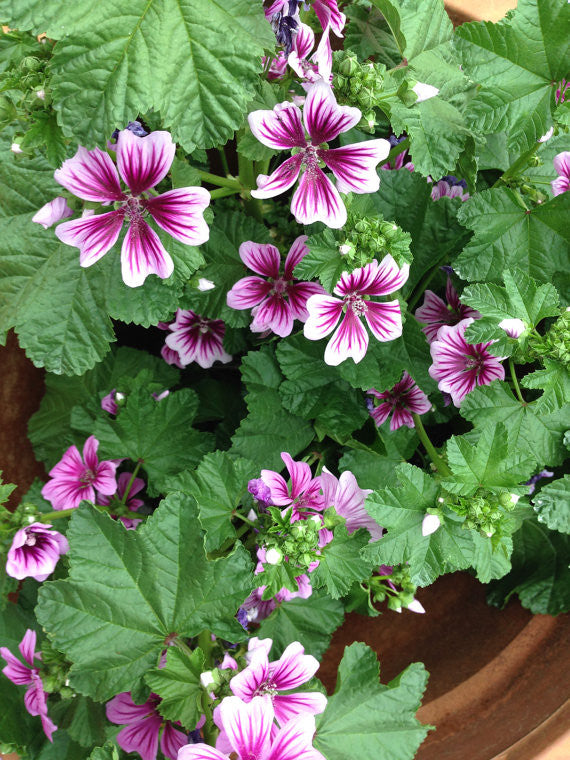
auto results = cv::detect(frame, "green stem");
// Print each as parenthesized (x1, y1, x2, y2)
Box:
(197, 630, 214, 665)
(235, 522, 252, 539)
(492, 143, 541, 188)
(117, 461, 142, 510)
(172, 637, 194, 657)
(233, 511, 257, 528)
(197, 170, 241, 190)
(378, 137, 410, 168)
(37, 507, 80, 522)
(238, 153, 264, 222)
(509, 358, 526, 405)
(209, 187, 241, 200)
(412, 413, 452, 477)
(217, 147, 230, 177)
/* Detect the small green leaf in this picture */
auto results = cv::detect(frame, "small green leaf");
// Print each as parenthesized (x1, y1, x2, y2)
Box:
(532, 475, 570, 535)
(146, 646, 204, 729)
(315, 642, 431, 760)
(312, 527, 375, 599)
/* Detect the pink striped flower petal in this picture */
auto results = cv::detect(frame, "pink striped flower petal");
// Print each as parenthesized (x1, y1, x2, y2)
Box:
(251, 154, 303, 199)
(272, 692, 328, 728)
(55, 210, 124, 268)
(324, 310, 369, 365)
(248, 102, 307, 150)
(106, 692, 156, 724)
(1, 647, 34, 685)
(313, 0, 346, 36)
(229, 652, 269, 702)
(32, 196, 74, 229)
(19, 630, 38, 666)
(362, 255, 410, 297)
(116, 717, 162, 760)
(291, 166, 347, 228)
(267, 713, 326, 760)
(160, 723, 188, 760)
(54, 146, 124, 203)
(219, 696, 273, 760)
(145, 187, 210, 246)
(283, 235, 309, 278)
(364, 300, 403, 342)
(121, 219, 174, 287)
(303, 82, 360, 145)
(116, 129, 176, 196)
(286, 281, 324, 322)
(270, 642, 319, 690)
(227, 276, 273, 310)
(239, 241, 282, 278)
(282, 452, 313, 501)
(369, 402, 392, 428)
(259, 470, 291, 506)
(303, 294, 343, 340)
(165, 310, 231, 369)
(82, 435, 99, 471)
(321, 140, 389, 194)
(293, 22, 315, 60)
(311, 25, 333, 81)
(250, 296, 294, 337)
(178, 747, 227, 760)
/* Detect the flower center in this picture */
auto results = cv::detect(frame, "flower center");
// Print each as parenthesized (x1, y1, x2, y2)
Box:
(270, 277, 288, 295)
(80, 469, 96, 486)
(346, 293, 368, 316)
(25, 533, 37, 547)
(464, 351, 486, 375)
(122, 196, 148, 225)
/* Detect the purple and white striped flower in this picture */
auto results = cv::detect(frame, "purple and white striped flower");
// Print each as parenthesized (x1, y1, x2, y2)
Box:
(367, 372, 431, 431)
(32, 197, 73, 229)
(430, 176, 469, 202)
(249, 82, 390, 228)
(287, 22, 332, 84)
(6, 523, 69, 582)
(53, 130, 210, 287)
(228, 639, 327, 728)
(415, 276, 479, 343)
(304, 255, 409, 365)
(1, 630, 57, 741)
(428, 318, 505, 407)
(260, 452, 324, 520)
(106, 692, 187, 760)
(41, 435, 118, 510)
(320, 468, 380, 540)
(551, 152, 570, 196)
(227, 236, 323, 338)
(313, 0, 346, 36)
(165, 309, 232, 369)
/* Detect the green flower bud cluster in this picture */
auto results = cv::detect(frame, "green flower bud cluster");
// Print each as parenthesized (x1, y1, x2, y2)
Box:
(453, 491, 519, 537)
(332, 50, 388, 132)
(41, 638, 73, 698)
(263, 507, 322, 573)
(529, 310, 570, 366)
(339, 208, 412, 270)
(369, 565, 418, 612)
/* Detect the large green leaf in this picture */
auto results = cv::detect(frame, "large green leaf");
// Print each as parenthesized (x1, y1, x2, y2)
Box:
(455, 188, 570, 284)
(362, 464, 476, 586)
(36, 496, 253, 700)
(0, 0, 274, 151)
(456, 0, 570, 150)
(315, 643, 430, 760)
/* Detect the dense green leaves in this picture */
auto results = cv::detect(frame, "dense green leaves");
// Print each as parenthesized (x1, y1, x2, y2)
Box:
(146, 646, 204, 729)
(0, 0, 274, 151)
(36, 496, 253, 700)
(531, 476, 570, 535)
(487, 518, 570, 614)
(256, 591, 344, 660)
(312, 527, 375, 599)
(455, 188, 570, 284)
(456, 0, 569, 150)
(315, 643, 430, 760)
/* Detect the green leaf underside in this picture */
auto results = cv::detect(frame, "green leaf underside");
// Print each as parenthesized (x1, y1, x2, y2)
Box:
(315, 642, 431, 760)
(146, 646, 204, 729)
(36, 496, 253, 700)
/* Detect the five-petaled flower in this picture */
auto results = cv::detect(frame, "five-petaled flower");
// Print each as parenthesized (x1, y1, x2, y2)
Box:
(428, 318, 505, 407)
(41, 435, 118, 510)
(6, 523, 69, 582)
(304, 255, 409, 365)
(179, 695, 326, 760)
(52, 129, 210, 287)
(415, 276, 479, 343)
(1, 630, 57, 741)
(227, 236, 323, 337)
(164, 309, 232, 369)
(367, 372, 431, 431)
(106, 692, 188, 760)
(260, 452, 324, 520)
(248, 81, 390, 228)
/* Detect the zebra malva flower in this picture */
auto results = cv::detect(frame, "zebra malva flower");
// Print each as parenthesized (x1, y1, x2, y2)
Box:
(6, 523, 69, 582)
(415, 276, 479, 343)
(164, 309, 232, 369)
(367, 372, 431, 431)
(52, 129, 210, 287)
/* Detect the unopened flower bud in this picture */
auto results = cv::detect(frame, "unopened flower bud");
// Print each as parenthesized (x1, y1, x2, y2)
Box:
(200, 670, 216, 689)
(265, 547, 283, 565)
(406, 599, 426, 614)
(499, 318, 526, 339)
(422, 513, 441, 536)
(197, 278, 215, 291)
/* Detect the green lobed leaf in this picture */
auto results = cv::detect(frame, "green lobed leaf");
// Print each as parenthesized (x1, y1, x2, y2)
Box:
(344, 4, 401, 66)
(456, 0, 569, 150)
(443, 422, 536, 496)
(145, 646, 204, 729)
(166, 451, 258, 551)
(362, 464, 476, 587)
(50, 697, 108, 748)
(256, 590, 344, 660)
(294, 228, 348, 293)
(460, 382, 570, 468)
(93, 386, 214, 495)
(486, 517, 570, 614)
(531, 475, 570, 535)
(0, 0, 275, 152)
(315, 642, 431, 760)
(312, 527, 375, 599)
(521, 360, 570, 412)
(339, 427, 419, 491)
(455, 188, 570, 284)
(36, 496, 253, 701)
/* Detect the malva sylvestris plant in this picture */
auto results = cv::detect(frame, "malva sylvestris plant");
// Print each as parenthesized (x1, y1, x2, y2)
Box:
(0, 1, 569, 760)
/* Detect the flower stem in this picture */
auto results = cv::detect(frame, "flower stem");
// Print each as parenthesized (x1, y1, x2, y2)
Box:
(37, 507, 79, 522)
(233, 511, 257, 528)
(197, 170, 241, 190)
(209, 187, 242, 200)
(117, 461, 142, 510)
(412, 413, 452, 477)
(492, 143, 540, 188)
(238, 152, 264, 222)
(217, 147, 231, 177)
(509, 358, 526, 404)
